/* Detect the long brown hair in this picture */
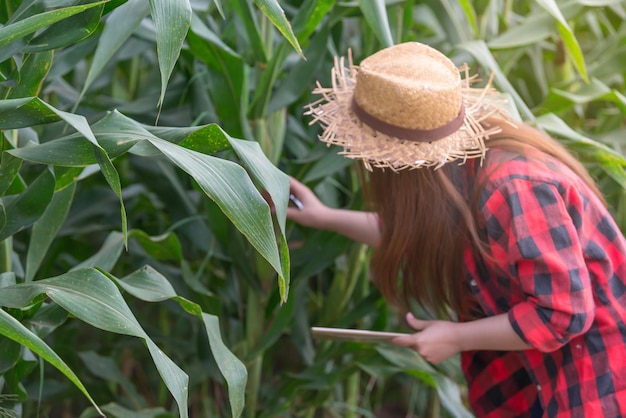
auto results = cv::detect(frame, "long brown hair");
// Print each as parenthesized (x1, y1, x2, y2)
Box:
(363, 118, 604, 319)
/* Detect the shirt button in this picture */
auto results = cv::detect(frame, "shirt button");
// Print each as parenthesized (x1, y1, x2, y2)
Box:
(537, 385, 541, 391)
(470, 280, 477, 287)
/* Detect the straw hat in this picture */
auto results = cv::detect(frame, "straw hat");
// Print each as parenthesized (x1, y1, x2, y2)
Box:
(305, 42, 511, 170)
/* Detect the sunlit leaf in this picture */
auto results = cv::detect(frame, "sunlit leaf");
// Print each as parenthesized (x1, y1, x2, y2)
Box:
(0, 1, 107, 49)
(457, 0, 478, 36)
(254, 0, 303, 57)
(0, 153, 22, 196)
(6, 51, 53, 98)
(149, 123, 231, 155)
(0, 97, 60, 129)
(25, 4, 103, 52)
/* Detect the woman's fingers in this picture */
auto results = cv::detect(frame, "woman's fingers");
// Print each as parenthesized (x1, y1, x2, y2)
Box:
(405, 312, 429, 331)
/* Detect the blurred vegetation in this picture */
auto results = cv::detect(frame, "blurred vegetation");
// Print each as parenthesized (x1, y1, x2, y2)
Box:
(0, 0, 624, 417)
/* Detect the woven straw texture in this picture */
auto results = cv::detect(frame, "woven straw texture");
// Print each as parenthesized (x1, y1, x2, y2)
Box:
(305, 42, 511, 170)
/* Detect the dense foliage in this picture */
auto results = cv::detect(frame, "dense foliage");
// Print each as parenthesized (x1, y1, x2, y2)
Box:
(0, 0, 624, 417)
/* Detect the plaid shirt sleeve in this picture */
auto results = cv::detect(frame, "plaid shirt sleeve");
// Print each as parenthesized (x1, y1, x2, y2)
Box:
(481, 174, 595, 352)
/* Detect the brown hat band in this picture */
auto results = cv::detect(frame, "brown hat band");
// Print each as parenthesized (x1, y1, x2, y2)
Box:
(351, 98, 466, 142)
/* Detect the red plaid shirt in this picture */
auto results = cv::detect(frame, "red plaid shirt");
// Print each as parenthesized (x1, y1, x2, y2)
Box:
(460, 149, 626, 417)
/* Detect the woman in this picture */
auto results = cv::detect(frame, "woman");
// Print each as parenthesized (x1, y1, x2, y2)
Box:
(287, 42, 626, 417)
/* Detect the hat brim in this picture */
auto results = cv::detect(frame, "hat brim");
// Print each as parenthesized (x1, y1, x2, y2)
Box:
(305, 55, 512, 171)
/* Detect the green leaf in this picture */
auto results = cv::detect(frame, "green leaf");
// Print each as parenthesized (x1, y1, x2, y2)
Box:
(99, 403, 170, 418)
(201, 313, 247, 417)
(81, 0, 150, 99)
(9, 137, 98, 166)
(188, 12, 239, 57)
(0, 269, 190, 418)
(0, 153, 22, 196)
(254, 0, 303, 57)
(149, 0, 192, 107)
(25, 182, 76, 282)
(5, 0, 44, 25)
(115, 267, 247, 418)
(488, 14, 553, 49)
(250, 42, 291, 119)
(536, 113, 626, 186)
(227, 136, 291, 298)
(535, 0, 588, 82)
(267, 26, 329, 114)
(0, 97, 61, 129)
(357, 0, 394, 47)
(185, 33, 247, 136)
(149, 123, 231, 155)
(0, 335, 21, 374)
(39, 102, 129, 246)
(130, 229, 183, 261)
(150, 120, 290, 300)
(73, 231, 125, 272)
(0, 169, 54, 241)
(536, 113, 625, 159)
(149, 138, 285, 285)
(93, 145, 128, 248)
(0, 308, 103, 415)
(4, 101, 127, 245)
(0, 1, 107, 50)
(291, 0, 336, 42)
(459, 40, 534, 121)
(118, 265, 178, 302)
(24, 4, 104, 52)
(457, 0, 478, 36)
(231, 0, 266, 63)
(78, 351, 146, 410)
(376, 346, 474, 417)
(6, 51, 53, 98)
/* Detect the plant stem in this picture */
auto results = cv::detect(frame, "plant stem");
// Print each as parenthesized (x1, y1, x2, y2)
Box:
(245, 284, 264, 418)
(345, 372, 360, 418)
(0, 237, 12, 273)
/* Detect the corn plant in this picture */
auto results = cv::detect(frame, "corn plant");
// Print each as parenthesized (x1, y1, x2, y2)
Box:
(0, 0, 624, 418)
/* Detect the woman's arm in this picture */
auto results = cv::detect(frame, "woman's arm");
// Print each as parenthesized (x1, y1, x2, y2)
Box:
(391, 312, 532, 364)
(286, 178, 381, 247)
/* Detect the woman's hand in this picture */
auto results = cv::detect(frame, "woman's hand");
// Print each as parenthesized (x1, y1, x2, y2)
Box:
(269, 177, 381, 247)
(285, 177, 332, 229)
(391, 312, 532, 363)
(390, 313, 463, 364)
